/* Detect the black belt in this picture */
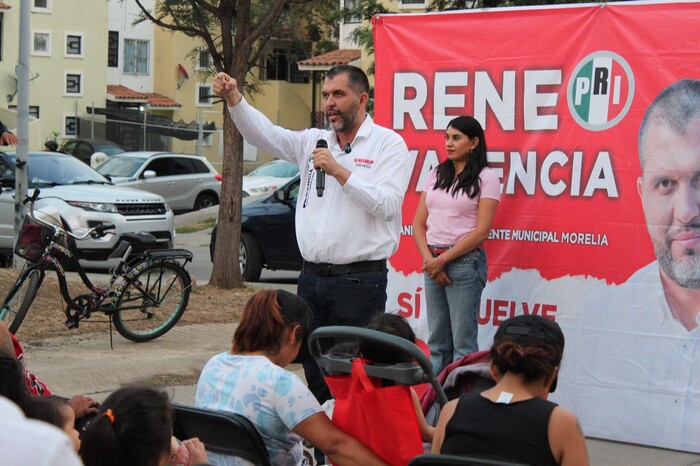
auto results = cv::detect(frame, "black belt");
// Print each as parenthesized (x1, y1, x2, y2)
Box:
(302, 259, 386, 277)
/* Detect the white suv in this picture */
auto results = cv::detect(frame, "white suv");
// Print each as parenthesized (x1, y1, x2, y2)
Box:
(0, 151, 174, 267)
(97, 152, 222, 213)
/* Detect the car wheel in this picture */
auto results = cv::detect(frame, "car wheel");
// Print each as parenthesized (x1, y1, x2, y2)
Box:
(0, 253, 13, 268)
(240, 232, 263, 282)
(194, 193, 217, 211)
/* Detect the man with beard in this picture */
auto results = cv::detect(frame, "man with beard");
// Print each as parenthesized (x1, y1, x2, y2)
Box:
(212, 65, 411, 405)
(635, 78, 700, 329)
(564, 79, 700, 452)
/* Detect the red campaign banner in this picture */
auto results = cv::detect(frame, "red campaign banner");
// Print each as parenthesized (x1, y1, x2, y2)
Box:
(375, 2, 700, 284)
(374, 1, 700, 453)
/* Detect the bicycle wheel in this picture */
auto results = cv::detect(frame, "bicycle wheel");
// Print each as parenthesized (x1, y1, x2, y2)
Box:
(0, 268, 41, 334)
(112, 261, 191, 342)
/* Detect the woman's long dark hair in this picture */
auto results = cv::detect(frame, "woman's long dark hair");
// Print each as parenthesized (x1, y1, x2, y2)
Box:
(433, 115, 488, 198)
(232, 289, 311, 356)
(80, 387, 172, 466)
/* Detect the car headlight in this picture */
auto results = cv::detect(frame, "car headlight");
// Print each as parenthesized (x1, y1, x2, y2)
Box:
(68, 201, 119, 213)
(249, 186, 276, 194)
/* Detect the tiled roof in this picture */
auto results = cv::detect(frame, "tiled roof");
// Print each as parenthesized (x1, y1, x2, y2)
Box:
(107, 85, 147, 101)
(144, 93, 180, 108)
(106, 85, 180, 108)
(0, 3, 11, 9)
(297, 49, 361, 70)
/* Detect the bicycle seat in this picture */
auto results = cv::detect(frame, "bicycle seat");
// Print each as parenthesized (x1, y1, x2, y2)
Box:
(120, 231, 157, 246)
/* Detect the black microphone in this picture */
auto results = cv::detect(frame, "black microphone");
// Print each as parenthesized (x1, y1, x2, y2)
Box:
(345, 143, 352, 153)
(315, 139, 327, 197)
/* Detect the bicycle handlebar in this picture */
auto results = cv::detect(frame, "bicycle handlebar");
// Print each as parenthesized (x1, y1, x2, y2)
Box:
(23, 189, 116, 241)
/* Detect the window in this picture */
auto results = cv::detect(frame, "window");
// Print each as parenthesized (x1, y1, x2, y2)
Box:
(197, 49, 213, 70)
(65, 33, 83, 58)
(197, 84, 213, 106)
(32, 0, 50, 12)
(31, 30, 51, 56)
(123, 39, 149, 75)
(344, 0, 361, 24)
(173, 158, 196, 175)
(399, 0, 426, 6)
(64, 71, 83, 96)
(108, 31, 119, 67)
(264, 47, 309, 84)
(145, 158, 172, 177)
(191, 159, 211, 173)
(9, 105, 39, 119)
(73, 143, 92, 161)
(63, 115, 78, 137)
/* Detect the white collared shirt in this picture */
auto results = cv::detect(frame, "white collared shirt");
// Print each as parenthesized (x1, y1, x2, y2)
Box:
(561, 262, 700, 452)
(229, 98, 412, 264)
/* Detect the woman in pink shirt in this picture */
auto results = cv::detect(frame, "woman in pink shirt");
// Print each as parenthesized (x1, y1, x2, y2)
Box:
(412, 115, 500, 375)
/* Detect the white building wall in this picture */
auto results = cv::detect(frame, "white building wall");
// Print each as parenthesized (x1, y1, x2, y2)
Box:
(107, 0, 154, 92)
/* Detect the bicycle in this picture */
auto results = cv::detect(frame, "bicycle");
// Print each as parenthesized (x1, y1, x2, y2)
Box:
(0, 189, 193, 343)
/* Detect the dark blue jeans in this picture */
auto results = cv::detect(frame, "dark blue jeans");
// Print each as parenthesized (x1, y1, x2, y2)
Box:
(297, 268, 388, 404)
(425, 248, 487, 376)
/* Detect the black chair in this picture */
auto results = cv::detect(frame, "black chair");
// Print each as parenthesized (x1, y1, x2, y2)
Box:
(409, 453, 529, 466)
(171, 403, 271, 466)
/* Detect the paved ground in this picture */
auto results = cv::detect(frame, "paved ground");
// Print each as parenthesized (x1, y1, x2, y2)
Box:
(17, 207, 700, 466)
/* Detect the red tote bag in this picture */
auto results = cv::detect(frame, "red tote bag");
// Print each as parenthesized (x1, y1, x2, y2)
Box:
(329, 358, 424, 466)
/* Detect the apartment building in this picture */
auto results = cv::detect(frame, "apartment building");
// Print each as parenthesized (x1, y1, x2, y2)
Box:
(0, 0, 108, 149)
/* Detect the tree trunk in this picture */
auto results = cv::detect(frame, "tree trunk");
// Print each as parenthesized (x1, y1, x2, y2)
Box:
(209, 106, 244, 288)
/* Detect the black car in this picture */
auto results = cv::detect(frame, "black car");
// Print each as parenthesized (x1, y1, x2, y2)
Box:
(210, 175, 302, 281)
(60, 138, 125, 165)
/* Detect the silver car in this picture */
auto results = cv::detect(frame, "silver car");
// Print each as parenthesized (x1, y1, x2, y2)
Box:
(0, 151, 174, 267)
(97, 152, 222, 213)
(242, 159, 299, 197)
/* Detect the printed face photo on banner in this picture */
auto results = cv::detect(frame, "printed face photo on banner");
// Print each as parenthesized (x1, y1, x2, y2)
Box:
(373, 1, 700, 454)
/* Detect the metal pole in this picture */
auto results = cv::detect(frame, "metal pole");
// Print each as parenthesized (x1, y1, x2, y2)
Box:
(197, 109, 203, 157)
(13, 0, 31, 269)
(142, 107, 147, 150)
(91, 101, 95, 138)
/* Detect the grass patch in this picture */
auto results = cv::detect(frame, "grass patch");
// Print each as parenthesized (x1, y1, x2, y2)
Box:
(176, 217, 217, 234)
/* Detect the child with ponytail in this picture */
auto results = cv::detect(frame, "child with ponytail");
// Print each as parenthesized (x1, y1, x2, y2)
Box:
(80, 386, 209, 466)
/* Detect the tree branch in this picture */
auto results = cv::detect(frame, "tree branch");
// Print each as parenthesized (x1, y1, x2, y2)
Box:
(134, 0, 207, 37)
(242, 0, 314, 51)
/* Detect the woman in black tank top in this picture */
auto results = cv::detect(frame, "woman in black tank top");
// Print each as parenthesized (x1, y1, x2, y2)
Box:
(430, 315, 589, 466)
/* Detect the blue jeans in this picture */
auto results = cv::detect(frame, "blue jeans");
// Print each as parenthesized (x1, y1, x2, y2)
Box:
(425, 248, 487, 376)
(296, 268, 388, 403)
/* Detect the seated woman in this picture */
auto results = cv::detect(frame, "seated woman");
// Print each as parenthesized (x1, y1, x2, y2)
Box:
(195, 289, 388, 466)
(431, 315, 589, 466)
(80, 386, 209, 466)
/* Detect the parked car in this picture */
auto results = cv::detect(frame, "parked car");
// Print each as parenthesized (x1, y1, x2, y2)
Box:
(59, 138, 125, 165)
(96, 152, 222, 213)
(0, 151, 174, 268)
(210, 175, 302, 281)
(242, 160, 299, 197)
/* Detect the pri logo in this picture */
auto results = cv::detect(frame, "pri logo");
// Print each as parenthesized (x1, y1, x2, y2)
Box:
(567, 51, 634, 131)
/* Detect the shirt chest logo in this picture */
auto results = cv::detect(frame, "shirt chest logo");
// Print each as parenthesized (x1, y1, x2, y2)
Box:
(354, 157, 374, 169)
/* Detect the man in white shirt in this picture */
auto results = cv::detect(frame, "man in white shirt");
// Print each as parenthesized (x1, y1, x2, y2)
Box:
(569, 79, 700, 452)
(213, 65, 412, 403)
(0, 396, 83, 465)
